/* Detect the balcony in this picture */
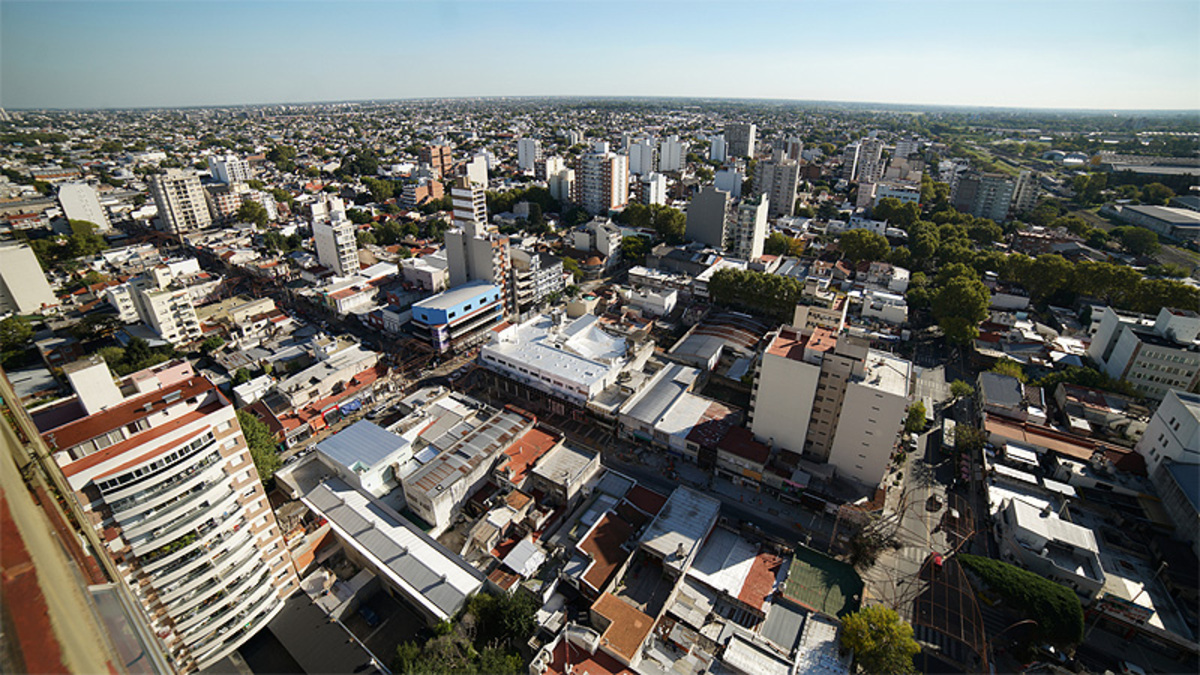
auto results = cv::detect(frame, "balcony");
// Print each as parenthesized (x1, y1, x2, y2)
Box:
(121, 477, 230, 538)
(106, 444, 221, 512)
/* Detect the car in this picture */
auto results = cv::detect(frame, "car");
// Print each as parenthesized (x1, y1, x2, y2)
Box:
(358, 605, 380, 627)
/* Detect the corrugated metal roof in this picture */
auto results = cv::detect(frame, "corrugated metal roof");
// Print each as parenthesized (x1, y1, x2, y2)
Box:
(316, 420, 408, 471)
(303, 478, 484, 620)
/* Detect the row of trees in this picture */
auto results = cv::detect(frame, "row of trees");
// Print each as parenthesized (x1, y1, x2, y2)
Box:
(959, 553, 1085, 646)
(708, 268, 805, 321)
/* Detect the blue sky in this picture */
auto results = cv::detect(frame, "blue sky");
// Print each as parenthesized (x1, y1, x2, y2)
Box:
(2, 0, 1198, 110)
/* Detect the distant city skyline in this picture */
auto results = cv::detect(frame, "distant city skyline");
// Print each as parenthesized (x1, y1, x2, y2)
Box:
(2, 0, 1198, 112)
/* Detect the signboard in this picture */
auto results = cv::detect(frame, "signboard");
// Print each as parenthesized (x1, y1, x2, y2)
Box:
(1097, 592, 1153, 624)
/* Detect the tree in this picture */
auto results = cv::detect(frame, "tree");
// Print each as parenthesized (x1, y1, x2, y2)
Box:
(838, 229, 890, 264)
(347, 208, 373, 225)
(65, 220, 107, 259)
(840, 605, 920, 674)
(764, 232, 791, 256)
(1110, 226, 1160, 256)
(904, 401, 927, 433)
(236, 200, 269, 227)
(233, 368, 253, 386)
(561, 257, 583, 281)
(930, 275, 990, 344)
(989, 358, 1027, 383)
(237, 410, 280, 485)
(950, 379, 975, 400)
(1141, 182, 1174, 206)
(959, 554, 1084, 646)
(0, 316, 33, 352)
(621, 236, 650, 262)
(199, 336, 225, 355)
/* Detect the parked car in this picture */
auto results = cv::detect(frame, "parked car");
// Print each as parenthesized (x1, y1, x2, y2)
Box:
(358, 605, 380, 627)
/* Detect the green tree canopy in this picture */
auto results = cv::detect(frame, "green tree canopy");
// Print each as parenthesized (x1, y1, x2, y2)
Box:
(840, 605, 920, 674)
(237, 200, 269, 227)
(236, 410, 280, 485)
(905, 401, 927, 433)
(989, 358, 1027, 383)
(930, 274, 990, 345)
(959, 553, 1084, 646)
(0, 316, 33, 352)
(838, 228, 890, 264)
(1110, 226, 1160, 256)
(950, 379, 975, 400)
(709, 268, 804, 321)
(622, 235, 650, 262)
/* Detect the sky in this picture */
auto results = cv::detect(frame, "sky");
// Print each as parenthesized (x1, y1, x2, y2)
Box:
(2, 0, 1198, 111)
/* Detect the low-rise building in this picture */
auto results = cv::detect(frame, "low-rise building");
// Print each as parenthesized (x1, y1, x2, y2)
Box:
(410, 281, 504, 354)
(995, 497, 1106, 598)
(401, 407, 535, 534)
(481, 313, 642, 407)
(860, 288, 908, 324)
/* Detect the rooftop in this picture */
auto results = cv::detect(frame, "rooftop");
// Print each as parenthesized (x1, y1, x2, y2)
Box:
(498, 427, 558, 486)
(1008, 497, 1099, 553)
(858, 349, 912, 397)
(411, 280, 499, 311)
(316, 420, 408, 473)
(405, 409, 531, 496)
(781, 546, 863, 618)
(578, 512, 636, 593)
(639, 487, 721, 573)
(530, 442, 597, 488)
(592, 593, 654, 664)
(302, 477, 484, 621)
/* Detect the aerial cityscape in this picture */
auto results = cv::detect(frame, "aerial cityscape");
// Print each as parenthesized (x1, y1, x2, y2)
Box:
(0, 2, 1198, 675)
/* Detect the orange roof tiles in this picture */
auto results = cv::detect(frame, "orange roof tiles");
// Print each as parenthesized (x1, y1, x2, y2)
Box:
(44, 377, 215, 452)
(500, 427, 559, 486)
(592, 593, 654, 664)
(738, 552, 784, 611)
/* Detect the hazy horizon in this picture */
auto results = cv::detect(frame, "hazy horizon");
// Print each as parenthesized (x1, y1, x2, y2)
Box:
(3, 0, 1199, 113)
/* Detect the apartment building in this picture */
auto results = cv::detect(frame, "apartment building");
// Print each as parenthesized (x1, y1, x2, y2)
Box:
(1088, 306, 1200, 401)
(659, 135, 684, 172)
(517, 138, 542, 172)
(36, 357, 297, 672)
(206, 181, 277, 223)
(0, 241, 57, 314)
(638, 172, 668, 206)
(951, 170, 1039, 222)
(207, 154, 250, 185)
(725, 123, 756, 158)
(151, 169, 213, 237)
(410, 281, 505, 353)
(628, 138, 656, 176)
(732, 194, 769, 261)
(57, 182, 111, 230)
(510, 249, 565, 315)
(130, 276, 203, 346)
(709, 134, 727, 163)
(685, 185, 732, 250)
(310, 194, 358, 277)
(1138, 390, 1200, 557)
(754, 158, 802, 218)
(577, 141, 629, 215)
(420, 144, 453, 178)
(445, 176, 512, 307)
(749, 327, 912, 487)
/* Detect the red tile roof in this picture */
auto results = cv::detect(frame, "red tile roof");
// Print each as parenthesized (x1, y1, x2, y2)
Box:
(544, 635, 635, 675)
(737, 552, 784, 611)
(500, 428, 559, 486)
(43, 377, 216, 453)
(624, 485, 668, 517)
(579, 513, 635, 594)
(592, 593, 654, 664)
